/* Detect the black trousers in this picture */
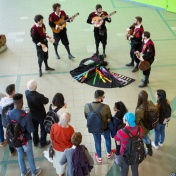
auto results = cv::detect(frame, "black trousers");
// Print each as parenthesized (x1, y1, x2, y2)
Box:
(32, 119, 47, 146)
(36, 42, 48, 70)
(94, 30, 107, 45)
(130, 43, 142, 64)
(53, 28, 69, 46)
(143, 58, 154, 76)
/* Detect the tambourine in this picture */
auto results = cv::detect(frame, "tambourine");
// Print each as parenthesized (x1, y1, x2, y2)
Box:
(139, 60, 150, 71)
(41, 44, 48, 52)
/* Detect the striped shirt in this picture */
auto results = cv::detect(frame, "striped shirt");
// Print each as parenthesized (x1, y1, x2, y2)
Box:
(114, 125, 143, 155)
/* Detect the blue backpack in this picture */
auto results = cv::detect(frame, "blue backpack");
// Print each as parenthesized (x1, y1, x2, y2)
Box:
(87, 103, 104, 134)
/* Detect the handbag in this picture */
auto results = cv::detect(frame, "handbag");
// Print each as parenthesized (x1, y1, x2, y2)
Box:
(49, 143, 54, 159)
(139, 60, 150, 71)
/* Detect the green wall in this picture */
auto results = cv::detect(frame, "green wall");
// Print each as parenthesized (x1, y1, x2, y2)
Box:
(132, 0, 167, 9)
(131, 0, 176, 13)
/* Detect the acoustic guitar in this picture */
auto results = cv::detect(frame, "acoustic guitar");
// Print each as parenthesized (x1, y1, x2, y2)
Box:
(92, 11, 116, 28)
(51, 12, 79, 33)
(0, 35, 6, 48)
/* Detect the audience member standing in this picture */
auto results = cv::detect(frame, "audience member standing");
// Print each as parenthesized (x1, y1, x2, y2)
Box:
(50, 112, 74, 176)
(60, 132, 94, 176)
(107, 101, 127, 163)
(135, 90, 153, 156)
(0, 84, 16, 155)
(25, 80, 50, 148)
(7, 93, 41, 176)
(84, 90, 115, 163)
(152, 89, 171, 149)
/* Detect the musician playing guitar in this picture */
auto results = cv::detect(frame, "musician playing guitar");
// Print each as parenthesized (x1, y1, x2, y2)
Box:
(87, 4, 112, 58)
(125, 16, 144, 73)
(49, 3, 75, 59)
(31, 14, 55, 77)
(135, 31, 155, 88)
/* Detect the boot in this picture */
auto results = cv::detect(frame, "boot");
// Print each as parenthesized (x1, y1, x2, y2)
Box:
(141, 79, 149, 83)
(126, 61, 134, 67)
(39, 70, 42, 77)
(139, 75, 149, 88)
(102, 52, 106, 58)
(146, 143, 153, 156)
(54, 44, 60, 59)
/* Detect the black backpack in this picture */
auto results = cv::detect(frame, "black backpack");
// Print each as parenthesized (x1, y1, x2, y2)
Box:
(6, 113, 26, 148)
(87, 103, 104, 134)
(142, 102, 159, 130)
(123, 126, 146, 165)
(1, 103, 14, 128)
(72, 145, 93, 176)
(44, 105, 59, 134)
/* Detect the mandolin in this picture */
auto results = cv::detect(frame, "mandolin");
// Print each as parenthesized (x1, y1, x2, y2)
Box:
(92, 11, 116, 28)
(51, 12, 79, 33)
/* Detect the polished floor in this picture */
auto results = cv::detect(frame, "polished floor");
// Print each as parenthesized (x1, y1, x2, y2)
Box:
(0, 0, 176, 175)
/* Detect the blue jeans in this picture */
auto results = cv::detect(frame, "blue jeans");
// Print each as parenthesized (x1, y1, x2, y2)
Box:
(93, 129, 111, 158)
(142, 134, 151, 145)
(16, 140, 37, 174)
(154, 123, 166, 145)
(0, 114, 5, 143)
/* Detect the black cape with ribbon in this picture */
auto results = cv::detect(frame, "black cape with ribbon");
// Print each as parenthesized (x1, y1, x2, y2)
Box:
(70, 55, 135, 88)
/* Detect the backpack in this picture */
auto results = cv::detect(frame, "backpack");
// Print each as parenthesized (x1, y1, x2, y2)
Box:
(44, 105, 59, 134)
(1, 103, 14, 128)
(123, 126, 146, 165)
(72, 145, 92, 176)
(142, 102, 159, 130)
(87, 103, 104, 134)
(6, 113, 26, 148)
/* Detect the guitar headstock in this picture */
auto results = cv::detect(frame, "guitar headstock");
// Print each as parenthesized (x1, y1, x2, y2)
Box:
(109, 11, 117, 16)
(73, 13, 79, 17)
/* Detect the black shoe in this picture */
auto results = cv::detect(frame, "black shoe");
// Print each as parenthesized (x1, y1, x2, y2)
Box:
(34, 143, 39, 147)
(93, 51, 99, 56)
(68, 54, 75, 59)
(139, 83, 148, 88)
(132, 67, 139, 72)
(45, 67, 55, 71)
(39, 71, 42, 77)
(56, 53, 60, 59)
(102, 53, 106, 58)
(141, 79, 149, 84)
(126, 63, 134, 67)
(40, 140, 50, 148)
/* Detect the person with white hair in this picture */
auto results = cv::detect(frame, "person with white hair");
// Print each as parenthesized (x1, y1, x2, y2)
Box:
(50, 112, 74, 176)
(25, 79, 50, 148)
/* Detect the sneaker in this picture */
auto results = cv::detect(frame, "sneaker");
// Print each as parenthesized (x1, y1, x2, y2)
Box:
(158, 142, 164, 147)
(0, 140, 7, 147)
(32, 167, 41, 176)
(170, 173, 176, 176)
(21, 167, 30, 176)
(152, 141, 159, 149)
(10, 149, 16, 156)
(107, 149, 116, 159)
(94, 153, 102, 163)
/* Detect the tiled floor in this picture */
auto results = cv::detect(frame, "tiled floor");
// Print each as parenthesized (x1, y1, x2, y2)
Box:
(0, 0, 176, 175)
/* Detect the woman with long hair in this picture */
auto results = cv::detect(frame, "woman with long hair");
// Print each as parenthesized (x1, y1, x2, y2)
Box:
(135, 90, 154, 156)
(152, 89, 171, 149)
(108, 101, 128, 164)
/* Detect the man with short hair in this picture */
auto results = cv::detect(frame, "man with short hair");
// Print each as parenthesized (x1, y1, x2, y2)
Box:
(31, 14, 55, 77)
(87, 4, 111, 58)
(49, 3, 75, 59)
(114, 112, 143, 176)
(7, 93, 41, 176)
(84, 90, 115, 163)
(0, 84, 16, 155)
(25, 80, 50, 148)
(136, 31, 155, 88)
(126, 16, 144, 72)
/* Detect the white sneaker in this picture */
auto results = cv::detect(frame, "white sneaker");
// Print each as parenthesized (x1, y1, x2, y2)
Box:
(158, 142, 164, 147)
(21, 167, 30, 176)
(32, 167, 41, 176)
(152, 142, 159, 149)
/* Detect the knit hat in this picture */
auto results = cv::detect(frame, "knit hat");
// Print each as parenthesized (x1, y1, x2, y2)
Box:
(124, 112, 136, 127)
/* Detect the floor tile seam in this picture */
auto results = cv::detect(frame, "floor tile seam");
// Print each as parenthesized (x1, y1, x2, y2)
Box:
(155, 9, 176, 38)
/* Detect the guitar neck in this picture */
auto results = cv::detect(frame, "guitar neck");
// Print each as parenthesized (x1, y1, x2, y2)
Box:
(60, 13, 79, 25)
(100, 11, 116, 21)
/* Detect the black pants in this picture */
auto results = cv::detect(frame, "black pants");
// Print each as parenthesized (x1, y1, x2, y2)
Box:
(94, 29, 107, 45)
(32, 119, 47, 146)
(130, 43, 142, 64)
(121, 156, 139, 176)
(36, 42, 48, 71)
(53, 28, 69, 46)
